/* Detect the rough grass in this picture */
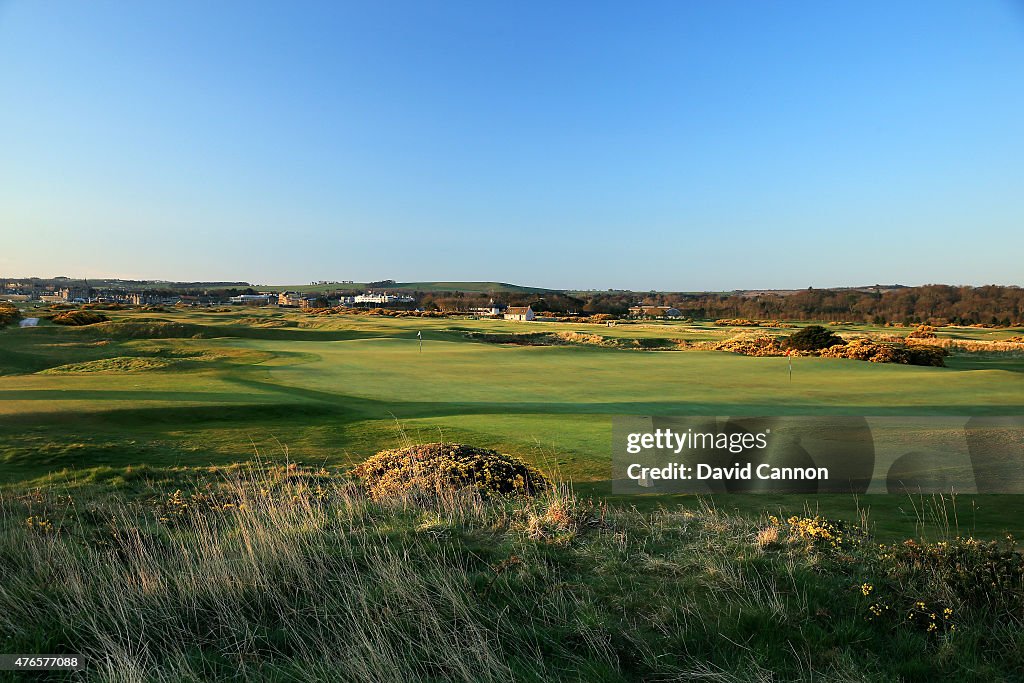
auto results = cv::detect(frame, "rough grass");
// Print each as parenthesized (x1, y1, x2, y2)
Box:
(38, 356, 182, 374)
(2, 465, 1022, 681)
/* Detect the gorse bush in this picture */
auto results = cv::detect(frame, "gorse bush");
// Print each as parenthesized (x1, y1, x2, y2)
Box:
(819, 339, 948, 367)
(710, 334, 787, 356)
(908, 324, 938, 339)
(352, 443, 548, 500)
(0, 303, 21, 327)
(785, 325, 846, 351)
(714, 318, 762, 327)
(713, 318, 787, 328)
(50, 310, 110, 326)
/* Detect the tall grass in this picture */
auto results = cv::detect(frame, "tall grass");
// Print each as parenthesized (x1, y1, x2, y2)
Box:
(1, 465, 1023, 681)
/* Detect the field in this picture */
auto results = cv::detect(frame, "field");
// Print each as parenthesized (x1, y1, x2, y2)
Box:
(1, 306, 1023, 539)
(3, 306, 1024, 680)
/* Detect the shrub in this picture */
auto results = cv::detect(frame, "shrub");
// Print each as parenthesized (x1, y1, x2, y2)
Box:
(876, 536, 1024, 614)
(712, 335, 786, 357)
(714, 318, 760, 326)
(0, 303, 21, 327)
(785, 325, 846, 351)
(819, 339, 893, 362)
(713, 318, 786, 328)
(907, 325, 937, 339)
(903, 343, 948, 367)
(84, 321, 206, 339)
(819, 339, 947, 366)
(50, 310, 110, 326)
(352, 443, 548, 500)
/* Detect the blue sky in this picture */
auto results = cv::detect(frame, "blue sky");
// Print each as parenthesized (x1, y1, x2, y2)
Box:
(1, 1, 1022, 290)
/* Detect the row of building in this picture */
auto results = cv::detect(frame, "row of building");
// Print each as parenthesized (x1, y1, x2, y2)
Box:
(2, 287, 421, 309)
(230, 291, 419, 307)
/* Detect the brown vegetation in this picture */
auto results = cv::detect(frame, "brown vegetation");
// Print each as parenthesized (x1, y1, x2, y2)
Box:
(907, 325, 938, 339)
(352, 443, 548, 500)
(0, 303, 21, 327)
(707, 335, 787, 357)
(819, 340, 948, 366)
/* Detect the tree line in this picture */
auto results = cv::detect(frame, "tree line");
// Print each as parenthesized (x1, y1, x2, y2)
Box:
(597, 285, 1023, 325)
(420, 285, 1023, 325)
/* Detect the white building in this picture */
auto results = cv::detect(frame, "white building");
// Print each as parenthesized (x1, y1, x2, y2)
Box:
(352, 292, 415, 305)
(504, 306, 535, 321)
(229, 294, 274, 305)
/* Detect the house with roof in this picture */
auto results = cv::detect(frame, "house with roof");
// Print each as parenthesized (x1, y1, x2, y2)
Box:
(278, 291, 303, 307)
(504, 306, 535, 321)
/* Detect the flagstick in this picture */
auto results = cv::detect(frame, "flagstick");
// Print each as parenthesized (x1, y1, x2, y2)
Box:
(788, 351, 792, 382)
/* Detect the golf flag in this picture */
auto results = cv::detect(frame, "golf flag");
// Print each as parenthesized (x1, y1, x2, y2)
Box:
(787, 349, 793, 382)
(417, 330, 422, 352)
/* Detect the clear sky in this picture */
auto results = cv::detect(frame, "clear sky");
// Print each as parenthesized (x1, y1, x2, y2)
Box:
(1, 1, 1022, 290)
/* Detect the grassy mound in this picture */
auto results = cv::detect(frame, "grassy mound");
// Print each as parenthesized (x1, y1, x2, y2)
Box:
(83, 320, 208, 339)
(235, 317, 299, 328)
(352, 443, 548, 499)
(38, 356, 181, 374)
(50, 310, 109, 326)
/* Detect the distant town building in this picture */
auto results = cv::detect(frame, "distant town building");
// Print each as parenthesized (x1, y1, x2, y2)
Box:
(348, 292, 415, 306)
(504, 306, 535, 322)
(229, 294, 274, 305)
(278, 292, 303, 307)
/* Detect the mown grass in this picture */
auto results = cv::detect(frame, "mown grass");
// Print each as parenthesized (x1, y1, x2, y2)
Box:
(1, 307, 1022, 539)
(2, 465, 1022, 682)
